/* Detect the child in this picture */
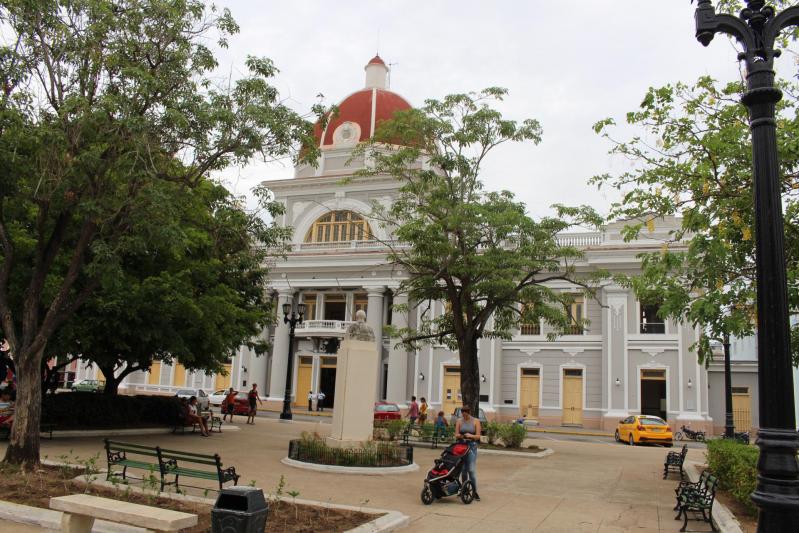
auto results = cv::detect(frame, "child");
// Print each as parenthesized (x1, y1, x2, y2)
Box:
(433, 410, 448, 438)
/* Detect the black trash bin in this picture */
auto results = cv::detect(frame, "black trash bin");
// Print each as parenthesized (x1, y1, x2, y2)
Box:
(211, 486, 268, 533)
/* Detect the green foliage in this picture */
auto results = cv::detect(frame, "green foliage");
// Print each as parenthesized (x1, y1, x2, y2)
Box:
(498, 423, 527, 449)
(41, 393, 182, 429)
(358, 88, 605, 411)
(0, 0, 322, 464)
(386, 419, 408, 441)
(484, 421, 501, 445)
(592, 75, 799, 365)
(705, 438, 758, 515)
(291, 434, 409, 467)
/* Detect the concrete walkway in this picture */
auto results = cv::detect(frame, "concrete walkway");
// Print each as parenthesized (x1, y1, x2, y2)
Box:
(2, 418, 713, 532)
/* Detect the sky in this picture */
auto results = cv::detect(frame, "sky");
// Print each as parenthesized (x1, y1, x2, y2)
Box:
(210, 1, 781, 219)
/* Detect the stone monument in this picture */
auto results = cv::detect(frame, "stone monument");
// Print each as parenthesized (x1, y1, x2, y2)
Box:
(327, 310, 379, 448)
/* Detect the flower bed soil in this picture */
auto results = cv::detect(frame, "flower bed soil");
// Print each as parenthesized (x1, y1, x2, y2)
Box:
(0, 463, 376, 532)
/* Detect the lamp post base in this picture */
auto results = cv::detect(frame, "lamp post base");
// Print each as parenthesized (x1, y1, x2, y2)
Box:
(279, 411, 293, 421)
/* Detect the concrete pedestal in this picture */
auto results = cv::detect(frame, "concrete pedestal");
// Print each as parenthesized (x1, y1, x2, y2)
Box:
(327, 338, 379, 448)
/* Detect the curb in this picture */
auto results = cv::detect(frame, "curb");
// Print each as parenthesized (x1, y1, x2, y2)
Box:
(81, 477, 409, 532)
(684, 461, 744, 533)
(41, 426, 241, 439)
(478, 447, 554, 458)
(281, 456, 420, 475)
(527, 428, 612, 438)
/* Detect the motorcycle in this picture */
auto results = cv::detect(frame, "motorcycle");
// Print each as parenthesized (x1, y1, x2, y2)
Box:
(674, 424, 705, 442)
(722, 431, 750, 445)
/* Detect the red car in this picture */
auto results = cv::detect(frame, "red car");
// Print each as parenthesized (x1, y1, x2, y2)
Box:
(374, 402, 401, 421)
(221, 392, 252, 416)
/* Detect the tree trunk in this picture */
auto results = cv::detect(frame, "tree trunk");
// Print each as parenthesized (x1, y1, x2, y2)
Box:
(458, 334, 481, 414)
(3, 347, 43, 469)
(99, 364, 121, 396)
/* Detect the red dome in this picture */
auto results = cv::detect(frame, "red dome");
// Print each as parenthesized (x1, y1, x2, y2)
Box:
(313, 88, 412, 147)
(367, 54, 386, 66)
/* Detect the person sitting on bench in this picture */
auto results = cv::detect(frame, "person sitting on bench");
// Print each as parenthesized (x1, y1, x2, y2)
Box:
(188, 396, 210, 437)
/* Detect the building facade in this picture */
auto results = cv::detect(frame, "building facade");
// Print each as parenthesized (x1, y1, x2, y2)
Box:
(81, 56, 716, 433)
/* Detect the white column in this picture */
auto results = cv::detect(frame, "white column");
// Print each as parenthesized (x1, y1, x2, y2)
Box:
(345, 292, 355, 321)
(367, 288, 385, 400)
(387, 292, 409, 404)
(315, 293, 324, 320)
(267, 290, 294, 401)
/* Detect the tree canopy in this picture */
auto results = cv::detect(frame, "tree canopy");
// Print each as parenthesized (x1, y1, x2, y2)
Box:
(360, 88, 605, 412)
(0, 0, 318, 467)
(591, 75, 799, 365)
(49, 180, 289, 395)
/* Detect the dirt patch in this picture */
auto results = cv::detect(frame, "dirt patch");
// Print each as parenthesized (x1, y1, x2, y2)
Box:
(0, 463, 378, 532)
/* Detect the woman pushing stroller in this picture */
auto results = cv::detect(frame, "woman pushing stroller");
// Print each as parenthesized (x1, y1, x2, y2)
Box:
(455, 405, 481, 501)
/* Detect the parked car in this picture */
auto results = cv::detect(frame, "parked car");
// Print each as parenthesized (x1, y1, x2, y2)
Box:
(70, 379, 105, 393)
(615, 415, 673, 447)
(449, 407, 488, 427)
(175, 388, 210, 411)
(208, 389, 230, 408)
(374, 402, 401, 421)
(222, 392, 253, 416)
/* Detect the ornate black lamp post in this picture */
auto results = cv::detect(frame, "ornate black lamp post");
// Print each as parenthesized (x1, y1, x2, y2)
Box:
(694, 1, 799, 530)
(723, 333, 735, 439)
(280, 302, 305, 421)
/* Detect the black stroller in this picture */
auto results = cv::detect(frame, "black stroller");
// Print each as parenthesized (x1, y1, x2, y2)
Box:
(420, 441, 475, 504)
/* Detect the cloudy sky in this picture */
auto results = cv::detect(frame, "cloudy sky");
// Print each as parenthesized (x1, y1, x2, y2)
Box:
(212, 1, 786, 219)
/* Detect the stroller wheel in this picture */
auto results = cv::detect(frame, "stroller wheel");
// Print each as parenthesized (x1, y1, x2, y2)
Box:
(460, 480, 474, 504)
(421, 486, 434, 505)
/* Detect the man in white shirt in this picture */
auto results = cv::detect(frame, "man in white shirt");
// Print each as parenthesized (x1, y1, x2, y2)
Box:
(317, 391, 326, 412)
(307, 390, 316, 412)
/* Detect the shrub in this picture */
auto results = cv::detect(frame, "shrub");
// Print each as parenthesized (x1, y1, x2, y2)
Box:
(499, 423, 527, 448)
(484, 421, 501, 445)
(386, 419, 407, 441)
(289, 434, 411, 467)
(42, 392, 183, 429)
(705, 438, 759, 515)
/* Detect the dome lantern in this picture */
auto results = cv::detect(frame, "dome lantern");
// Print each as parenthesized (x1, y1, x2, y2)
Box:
(364, 54, 388, 89)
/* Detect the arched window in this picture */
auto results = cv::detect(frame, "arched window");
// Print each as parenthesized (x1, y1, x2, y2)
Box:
(304, 211, 373, 243)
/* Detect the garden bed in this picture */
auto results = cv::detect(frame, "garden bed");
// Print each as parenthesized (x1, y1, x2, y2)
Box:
(0, 463, 377, 532)
(480, 443, 546, 453)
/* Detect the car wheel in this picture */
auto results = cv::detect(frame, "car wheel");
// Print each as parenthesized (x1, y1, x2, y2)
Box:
(460, 480, 474, 504)
(628, 434, 635, 446)
(614, 430, 620, 442)
(421, 486, 434, 505)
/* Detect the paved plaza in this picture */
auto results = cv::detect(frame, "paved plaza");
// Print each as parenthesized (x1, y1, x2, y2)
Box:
(0, 418, 713, 532)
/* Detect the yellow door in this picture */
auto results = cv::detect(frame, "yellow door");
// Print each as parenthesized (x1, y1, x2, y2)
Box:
(732, 387, 752, 431)
(562, 369, 583, 426)
(148, 361, 161, 385)
(442, 367, 461, 417)
(173, 363, 186, 387)
(214, 364, 232, 390)
(294, 357, 313, 407)
(519, 368, 540, 418)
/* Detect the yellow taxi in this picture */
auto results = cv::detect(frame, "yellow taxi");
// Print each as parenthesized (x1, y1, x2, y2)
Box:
(615, 415, 673, 447)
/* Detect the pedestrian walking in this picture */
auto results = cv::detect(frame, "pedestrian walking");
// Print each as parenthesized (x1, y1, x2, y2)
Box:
(246, 383, 262, 424)
(222, 387, 237, 422)
(317, 391, 326, 411)
(433, 410, 448, 439)
(419, 397, 429, 425)
(407, 395, 419, 425)
(308, 390, 316, 412)
(455, 405, 482, 501)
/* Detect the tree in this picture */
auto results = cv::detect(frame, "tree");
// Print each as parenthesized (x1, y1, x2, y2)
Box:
(591, 76, 799, 365)
(359, 88, 604, 413)
(49, 180, 289, 395)
(0, 0, 319, 468)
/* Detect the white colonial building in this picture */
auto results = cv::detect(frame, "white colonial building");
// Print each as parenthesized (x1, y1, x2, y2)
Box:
(77, 55, 716, 433)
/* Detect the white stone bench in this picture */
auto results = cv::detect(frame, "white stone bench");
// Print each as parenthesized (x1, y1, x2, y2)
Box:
(50, 494, 198, 533)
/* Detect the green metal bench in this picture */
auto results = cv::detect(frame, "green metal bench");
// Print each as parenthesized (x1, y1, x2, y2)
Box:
(674, 471, 719, 532)
(157, 447, 239, 491)
(104, 439, 161, 483)
(401, 423, 455, 449)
